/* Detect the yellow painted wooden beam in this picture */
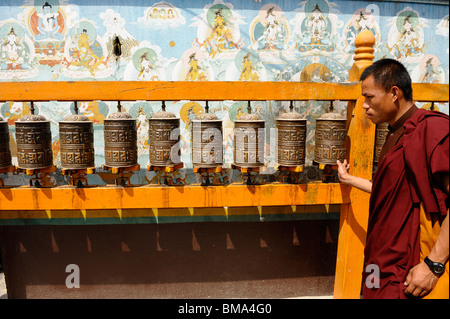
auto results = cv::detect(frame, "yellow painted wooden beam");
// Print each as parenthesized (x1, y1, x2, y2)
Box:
(412, 83, 449, 102)
(0, 81, 361, 102)
(0, 183, 350, 212)
(0, 81, 446, 103)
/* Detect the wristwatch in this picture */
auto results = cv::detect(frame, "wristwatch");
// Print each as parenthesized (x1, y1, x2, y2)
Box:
(424, 256, 445, 276)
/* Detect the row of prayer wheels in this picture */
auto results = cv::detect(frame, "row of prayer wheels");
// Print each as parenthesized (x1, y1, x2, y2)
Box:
(0, 101, 386, 174)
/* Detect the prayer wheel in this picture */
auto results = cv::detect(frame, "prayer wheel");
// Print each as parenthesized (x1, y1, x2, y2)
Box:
(59, 103, 95, 170)
(192, 102, 223, 168)
(103, 102, 138, 168)
(374, 123, 389, 164)
(314, 111, 347, 165)
(276, 101, 307, 167)
(148, 101, 181, 166)
(233, 102, 265, 168)
(15, 112, 53, 170)
(0, 116, 12, 169)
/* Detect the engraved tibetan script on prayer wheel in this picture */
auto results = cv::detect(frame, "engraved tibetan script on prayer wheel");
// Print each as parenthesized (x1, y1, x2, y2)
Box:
(314, 112, 347, 165)
(192, 102, 223, 168)
(148, 101, 181, 166)
(374, 122, 389, 164)
(59, 113, 95, 170)
(276, 102, 307, 167)
(233, 102, 265, 168)
(0, 117, 12, 169)
(15, 114, 53, 169)
(103, 103, 138, 168)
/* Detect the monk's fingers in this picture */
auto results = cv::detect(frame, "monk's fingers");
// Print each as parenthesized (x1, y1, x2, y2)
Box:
(403, 284, 412, 295)
(418, 288, 430, 298)
(337, 159, 349, 169)
(342, 159, 350, 170)
(412, 286, 427, 298)
(404, 280, 428, 298)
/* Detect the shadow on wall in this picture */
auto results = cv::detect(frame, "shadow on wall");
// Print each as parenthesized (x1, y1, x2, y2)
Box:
(0, 219, 339, 298)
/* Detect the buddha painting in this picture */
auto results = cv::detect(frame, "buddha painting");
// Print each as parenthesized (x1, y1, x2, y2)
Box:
(35, 1, 64, 41)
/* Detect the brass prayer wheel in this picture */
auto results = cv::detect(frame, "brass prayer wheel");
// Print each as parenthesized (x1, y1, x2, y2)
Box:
(192, 102, 223, 168)
(374, 122, 389, 163)
(59, 102, 95, 169)
(233, 101, 265, 168)
(0, 117, 12, 169)
(148, 101, 181, 166)
(15, 106, 53, 170)
(314, 110, 347, 165)
(103, 102, 138, 168)
(276, 101, 307, 167)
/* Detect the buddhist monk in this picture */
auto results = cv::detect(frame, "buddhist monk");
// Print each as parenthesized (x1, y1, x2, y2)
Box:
(337, 58, 449, 299)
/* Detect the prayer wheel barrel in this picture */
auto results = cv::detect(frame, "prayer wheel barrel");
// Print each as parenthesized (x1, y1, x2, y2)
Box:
(0, 117, 12, 169)
(192, 104, 223, 168)
(374, 123, 389, 164)
(276, 103, 307, 167)
(59, 114, 95, 170)
(15, 114, 53, 169)
(233, 107, 265, 168)
(148, 102, 181, 166)
(103, 106, 138, 168)
(314, 112, 347, 165)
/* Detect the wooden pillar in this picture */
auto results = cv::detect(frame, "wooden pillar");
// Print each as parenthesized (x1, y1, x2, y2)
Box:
(334, 29, 376, 299)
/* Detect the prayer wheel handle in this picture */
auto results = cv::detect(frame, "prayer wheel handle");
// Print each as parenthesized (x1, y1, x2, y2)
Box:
(30, 101, 35, 115)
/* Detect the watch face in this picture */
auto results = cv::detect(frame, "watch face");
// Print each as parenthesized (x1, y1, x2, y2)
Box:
(434, 264, 445, 274)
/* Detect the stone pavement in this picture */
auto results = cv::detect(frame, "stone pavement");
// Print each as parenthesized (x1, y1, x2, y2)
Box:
(0, 271, 333, 299)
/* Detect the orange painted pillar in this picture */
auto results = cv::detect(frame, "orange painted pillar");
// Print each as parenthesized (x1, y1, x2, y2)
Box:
(334, 30, 376, 299)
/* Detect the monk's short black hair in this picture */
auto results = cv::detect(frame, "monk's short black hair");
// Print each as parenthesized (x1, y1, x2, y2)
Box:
(360, 58, 413, 102)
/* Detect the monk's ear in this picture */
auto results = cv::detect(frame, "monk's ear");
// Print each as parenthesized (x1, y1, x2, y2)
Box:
(390, 86, 402, 102)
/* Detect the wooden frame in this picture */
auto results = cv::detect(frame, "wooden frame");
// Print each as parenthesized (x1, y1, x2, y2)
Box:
(0, 30, 449, 298)
(0, 81, 444, 102)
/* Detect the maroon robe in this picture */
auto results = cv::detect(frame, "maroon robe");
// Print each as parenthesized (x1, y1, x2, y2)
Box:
(362, 108, 449, 299)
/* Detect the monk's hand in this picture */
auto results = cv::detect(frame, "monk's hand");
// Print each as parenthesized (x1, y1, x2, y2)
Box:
(404, 261, 439, 297)
(336, 160, 351, 183)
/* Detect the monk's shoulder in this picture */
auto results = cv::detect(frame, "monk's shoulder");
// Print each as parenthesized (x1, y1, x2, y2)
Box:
(419, 112, 449, 149)
(416, 110, 448, 133)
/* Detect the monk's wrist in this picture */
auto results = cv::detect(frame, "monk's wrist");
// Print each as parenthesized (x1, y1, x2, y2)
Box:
(428, 252, 448, 265)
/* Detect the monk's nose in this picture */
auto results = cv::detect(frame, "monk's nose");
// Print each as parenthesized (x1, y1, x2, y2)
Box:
(362, 101, 370, 110)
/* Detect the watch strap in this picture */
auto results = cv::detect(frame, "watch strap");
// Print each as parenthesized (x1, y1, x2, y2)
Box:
(424, 256, 445, 276)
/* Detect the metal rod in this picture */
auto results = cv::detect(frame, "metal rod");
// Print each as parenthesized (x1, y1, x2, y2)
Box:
(73, 101, 78, 115)
(205, 101, 209, 114)
(247, 101, 251, 114)
(117, 101, 122, 112)
(162, 100, 166, 112)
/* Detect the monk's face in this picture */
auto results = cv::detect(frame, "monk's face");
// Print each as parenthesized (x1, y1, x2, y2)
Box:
(361, 75, 397, 125)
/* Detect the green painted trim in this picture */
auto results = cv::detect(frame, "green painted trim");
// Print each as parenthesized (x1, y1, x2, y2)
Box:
(0, 212, 339, 226)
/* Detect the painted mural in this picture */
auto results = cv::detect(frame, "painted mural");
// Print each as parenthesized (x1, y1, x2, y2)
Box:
(0, 0, 448, 186)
